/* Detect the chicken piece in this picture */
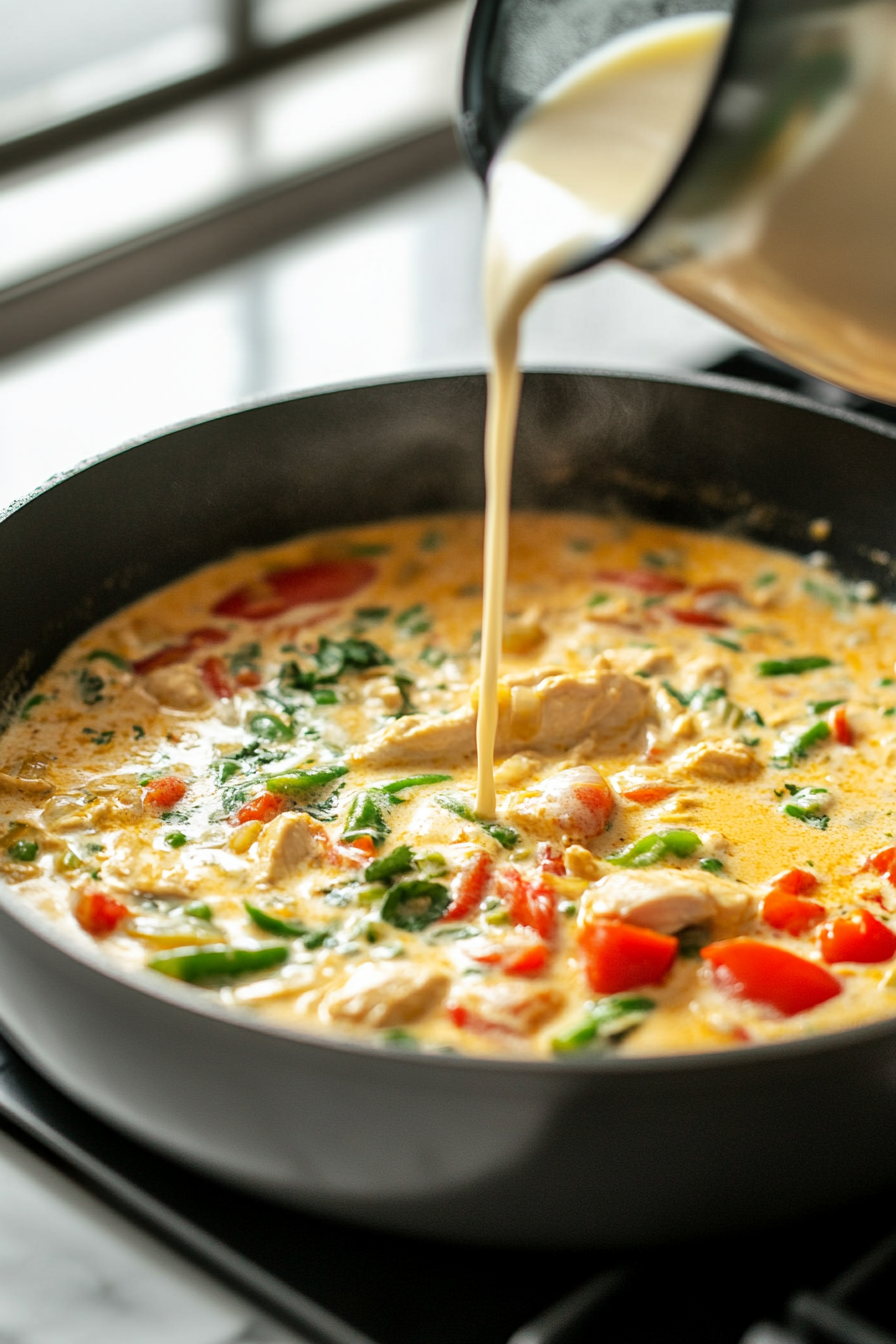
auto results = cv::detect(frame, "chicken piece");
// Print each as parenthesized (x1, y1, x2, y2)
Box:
(448, 979, 565, 1036)
(594, 647, 676, 678)
(503, 607, 546, 655)
(0, 772, 52, 797)
(682, 655, 729, 693)
(494, 753, 540, 787)
(322, 962, 450, 1028)
(564, 845, 603, 880)
(350, 667, 650, 766)
(673, 738, 760, 782)
(580, 868, 754, 936)
(504, 766, 614, 843)
(255, 813, 317, 885)
(105, 835, 194, 898)
(143, 663, 210, 711)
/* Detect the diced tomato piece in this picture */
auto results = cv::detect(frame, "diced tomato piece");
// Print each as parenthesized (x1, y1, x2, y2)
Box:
(669, 608, 730, 629)
(133, 627, 226, 675)
(594, 569, 686, 594)
(769, 868, 818, 896)
(863, 847, 896, 884)
(444, 851, 493, 921)
(819, 909, 896, 964)
(143, 775, 187, 809)
(580, 919, 678, 994)
(200, 655, 233, 700)
(213, 559, 375, 621)
(504, 941, 549, 976)
(829, 704, 854, 746)
(694, 582, 741, 597)
(74, 889, 130, 937)
(349, 834, 376, 857)
(495, 866, 556, 940)
(447, 1003, 473, 1030)
(761, 890, 826, 936)
(235, 668, 261, 688)
(571, 777, 615, 834)
(702, 938, 841, 1015)
(621, 784, 676, 805)
(536, 842, 565, 876)
(235, 792, 285, 825)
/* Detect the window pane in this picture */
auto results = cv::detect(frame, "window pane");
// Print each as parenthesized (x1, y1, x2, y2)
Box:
(254, 0, 395, 46)
(0, 0, 229, 144)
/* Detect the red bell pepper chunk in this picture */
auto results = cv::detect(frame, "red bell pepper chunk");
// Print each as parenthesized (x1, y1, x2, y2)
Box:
(863, 847, 896, 883)
(819, 909, 896, 964)
(349, 834, 376, 857)
(504, 940, 549, 976)
(769, 868, 818, 896)
(133, 627, 226, 675)
(235, 668, 261, 688)
(594, 569, 686, 594)
(761, 890, 826, 936)
(701, 938, 841, 1015)
(200, 655, 233, 700)
(580, 919, 678, 995)
(143, 775, 187, 809)
(829, 705, 854, 746)
(213, 559, 375, 621)
(669, 608, 730, 629)
(621, 784, 676, 805)
(74, 889, 130, 937)
(536, 842, 566, 876)
(495, 866, 556, 940)
(444, 851, 493, 921)
(694, 582, 741, 597)
(235, 792, 285, 825)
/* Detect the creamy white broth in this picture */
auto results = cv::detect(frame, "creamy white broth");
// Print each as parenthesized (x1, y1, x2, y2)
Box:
(3, 512, 896, 1059)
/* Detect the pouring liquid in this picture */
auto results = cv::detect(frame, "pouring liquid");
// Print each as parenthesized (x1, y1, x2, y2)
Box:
(476, 13, 728, 816)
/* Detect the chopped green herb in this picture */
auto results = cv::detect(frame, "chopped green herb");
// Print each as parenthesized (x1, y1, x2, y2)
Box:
(661, 680, 691, 708)
(436, 794, 518, 849)
(184, 901, 212, 921)
(149, 944, 288, 982)
(228, 642, 260, 675)
(20, 694, 47, 720)
(587, 592, 609, 607)
(420, 529, 444, 551)
(420, 646, 447, 667)
(366, 845, 415, 883)
(781, 786, 831, 830)
(757, 656, 832, 676)
(884, 708, 896, 718)
(381, 878, 450, 931)
(212, 758, 241, 785)
(392, 672, 417, 718)
(312, 687, 338, 705)
(807, 699, 844, 714)
(699, 857, 724, 875)
(395, 604, 431, 636)
(265, 764, 348, 796)
(772, 720, 831, 768)
(754, 572, 778, 587)
(708, 635, 743, 652)
(7, 839, 38, 863)
(132, 724, 145, 739)
(317, 635, 392, 680)
(744, 707, 765, 726)
(381, 1028, 419, 1049)
(165, 831, 188, 849)
(248, 712, 294, 742)
(87, 649, 131, 670)
(77, 668, 105, 705)
(552, 995, 655, 1053)
(877, 677, 895, 688)
(349, 542, 390, 556)
(607, 829, 701, 868)
(354, 606, 390, 623)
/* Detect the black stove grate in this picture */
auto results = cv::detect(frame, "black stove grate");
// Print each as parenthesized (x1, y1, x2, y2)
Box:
(3, 1033, 896, 1344)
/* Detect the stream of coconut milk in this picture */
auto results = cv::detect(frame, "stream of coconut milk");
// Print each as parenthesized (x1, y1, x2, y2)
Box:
(475, 11, 729, 816)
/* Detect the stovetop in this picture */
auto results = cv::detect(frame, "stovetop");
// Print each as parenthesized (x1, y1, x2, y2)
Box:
(2, 1033, 896, 1344)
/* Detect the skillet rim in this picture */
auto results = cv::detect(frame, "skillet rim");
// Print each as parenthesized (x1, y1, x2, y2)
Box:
(3, 365, 896, 1081)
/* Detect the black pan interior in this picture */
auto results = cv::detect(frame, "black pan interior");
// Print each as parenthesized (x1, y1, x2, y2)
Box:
(2, 370, 895, 723)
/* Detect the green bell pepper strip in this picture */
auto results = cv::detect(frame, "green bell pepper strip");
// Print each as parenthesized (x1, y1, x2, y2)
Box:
(244, 902, 329, 948)
(552, 995, 656, 1053)
(265, 764, 348, 796)
(7, 839, 38, 862)
(780, 786, 831, 830)
(381, 879, 450, 931)
(342, 789, 391, 847)
(757, 656, 832, 676)
(381, 774, 452, 797)
(149, 944, 287, 983)
(436, 794, 518, 849)
(607, 829, 701, 868)
(86, 649, 132, 670)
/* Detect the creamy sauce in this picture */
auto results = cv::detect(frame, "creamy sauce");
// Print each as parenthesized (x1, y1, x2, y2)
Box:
(476, 14, 728, 815)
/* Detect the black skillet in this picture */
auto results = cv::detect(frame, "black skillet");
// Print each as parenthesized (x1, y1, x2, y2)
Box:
(1, 370, 895, 1247)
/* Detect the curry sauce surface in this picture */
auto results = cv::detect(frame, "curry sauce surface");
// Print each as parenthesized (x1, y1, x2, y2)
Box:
(3, 512, 896, 1058)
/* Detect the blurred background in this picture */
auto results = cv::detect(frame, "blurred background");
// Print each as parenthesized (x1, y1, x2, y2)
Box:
(0, 0, 745, 511)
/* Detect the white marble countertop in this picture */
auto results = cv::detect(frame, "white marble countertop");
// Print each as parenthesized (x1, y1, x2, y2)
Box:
(0, 165, 740, 1340)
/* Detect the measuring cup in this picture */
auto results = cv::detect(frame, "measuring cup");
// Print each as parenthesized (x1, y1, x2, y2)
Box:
(460, 0, 896, 403)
